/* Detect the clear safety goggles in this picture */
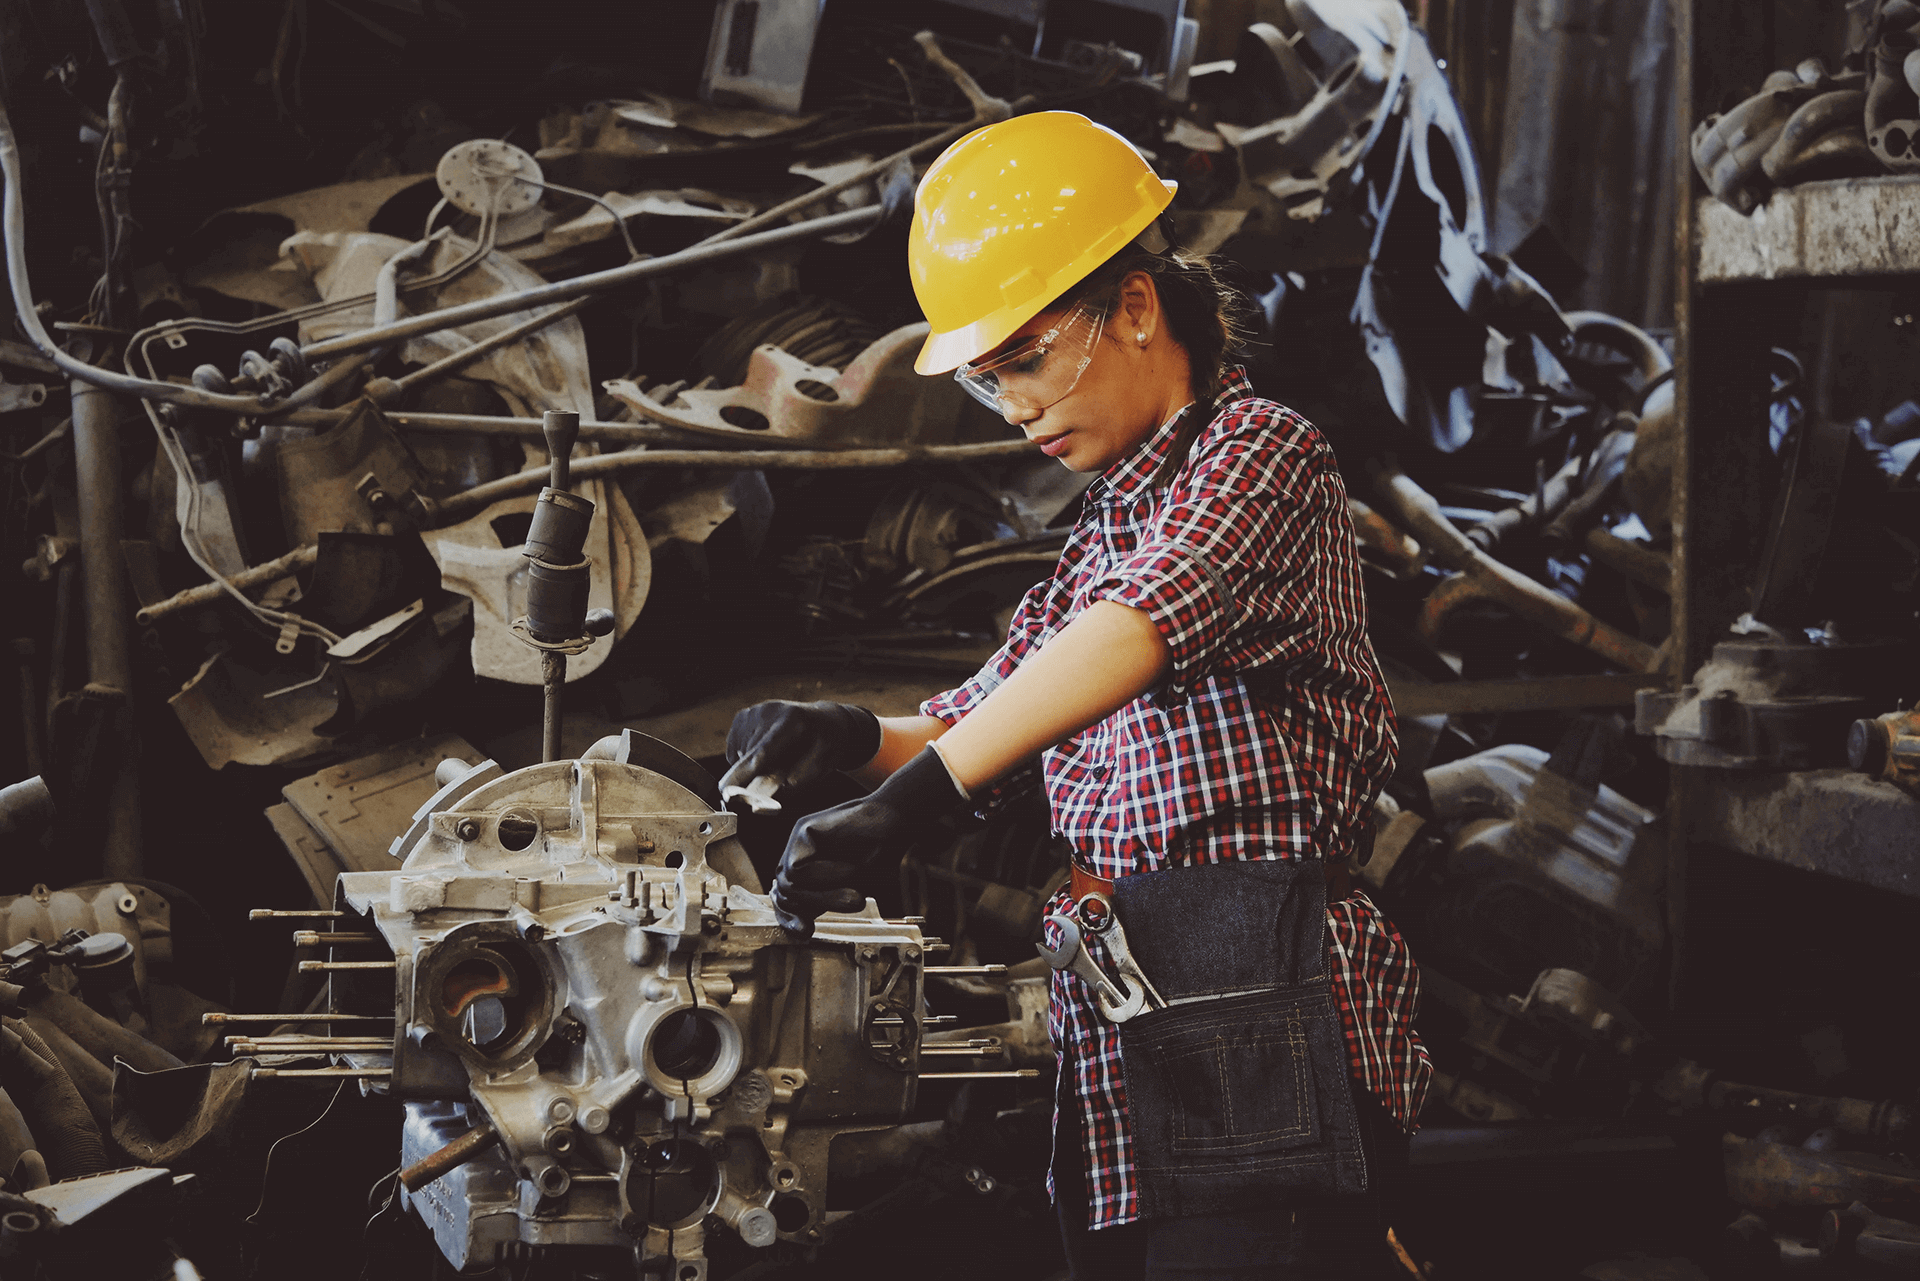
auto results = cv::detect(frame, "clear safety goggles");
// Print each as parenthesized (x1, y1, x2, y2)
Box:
(954, 301, 1107, 414)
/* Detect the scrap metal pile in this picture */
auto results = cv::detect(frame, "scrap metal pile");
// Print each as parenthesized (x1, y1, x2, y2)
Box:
(0, 2, 1915, 1279)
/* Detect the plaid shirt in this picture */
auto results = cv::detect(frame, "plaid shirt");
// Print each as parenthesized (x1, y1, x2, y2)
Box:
(922, 367, 1431, 1229)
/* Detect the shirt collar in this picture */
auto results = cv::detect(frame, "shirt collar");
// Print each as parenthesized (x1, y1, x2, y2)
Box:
(1088, 364, 1256, 503)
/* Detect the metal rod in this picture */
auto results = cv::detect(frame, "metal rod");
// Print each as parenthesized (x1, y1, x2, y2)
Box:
(137, 544, 318, 626)
(541, 650, 565, 765)
(871, 1014, 956, 1026)
(298, 960, 397, 972)
(300, 205, 884, 362)
(920, 1043, 1003, 1055)
(924, 965, 1008, 975)
(427, 438, 1036, 527)
(249, 1068, 391, 1079)
(277, 408, 697, 444)
(400, 1122, 500, 1192)
(291, 931, 379, 947)
(917, 1070, 1040, 1080)
(72, 377, 141, 879)
(250, 909, 343, 919)
(229, 1039, 392, 1051)
(204, 1012, 391, 1024)
(372, 297, 591, 402)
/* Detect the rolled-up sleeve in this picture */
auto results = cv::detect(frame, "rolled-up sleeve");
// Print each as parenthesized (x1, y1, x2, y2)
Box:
(1088, 445, 1319, 684)
(920, 575, 1052, 813)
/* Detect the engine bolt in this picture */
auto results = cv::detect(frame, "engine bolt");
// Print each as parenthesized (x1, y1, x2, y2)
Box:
(548, 1098, 576, 1124)
(580, 1105, 611, 1134)
(904, 946, 920, 961)
(455, 818, 481, 841)
(857, 945, 878, 962)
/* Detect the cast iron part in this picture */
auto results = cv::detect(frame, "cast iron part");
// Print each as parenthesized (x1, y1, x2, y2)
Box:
(1848, 707, 1920, 796)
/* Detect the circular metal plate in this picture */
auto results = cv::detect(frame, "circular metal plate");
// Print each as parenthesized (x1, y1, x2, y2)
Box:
(435, 138, 544, 218)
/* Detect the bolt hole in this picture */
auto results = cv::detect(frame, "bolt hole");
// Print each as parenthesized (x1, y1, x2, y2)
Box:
(497, 812, 539, 852)
(698, 821, 713, 835)
(665, 850, 684, 868)
(779, 1075, 795, 1087)
(720, 406, 770, 431)
(794, 379, 839, 403)
(680, 1269, 699, 1281)
(770, 1193, 809, 1232)
(775, 1167, 795, 1187)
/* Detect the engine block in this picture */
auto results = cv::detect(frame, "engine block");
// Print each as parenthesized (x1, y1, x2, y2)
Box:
(330, 735, 930, 1276)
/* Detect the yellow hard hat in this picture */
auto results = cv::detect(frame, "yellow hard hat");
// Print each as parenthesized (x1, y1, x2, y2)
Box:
(909, 111, 1178, 375)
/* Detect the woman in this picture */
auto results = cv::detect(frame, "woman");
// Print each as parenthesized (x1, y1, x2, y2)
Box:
(721, 111, 1430, 1279)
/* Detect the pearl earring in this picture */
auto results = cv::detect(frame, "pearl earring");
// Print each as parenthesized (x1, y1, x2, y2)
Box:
(1135, 332, 1147, 344)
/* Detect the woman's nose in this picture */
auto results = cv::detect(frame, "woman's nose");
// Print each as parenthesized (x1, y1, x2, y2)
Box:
(1001, 399, 1040, 429)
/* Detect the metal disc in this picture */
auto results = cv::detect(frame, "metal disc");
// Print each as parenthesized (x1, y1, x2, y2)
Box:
(435, 138, 544, 218)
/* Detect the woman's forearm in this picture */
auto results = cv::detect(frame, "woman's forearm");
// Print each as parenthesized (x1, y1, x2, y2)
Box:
(849, 715, 950, 787)
(935, 601, 1170, 792)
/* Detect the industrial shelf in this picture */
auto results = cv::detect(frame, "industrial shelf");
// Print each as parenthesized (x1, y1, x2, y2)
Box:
(1696, 174, 1920, 284)
(1690, 770, 1920, 897)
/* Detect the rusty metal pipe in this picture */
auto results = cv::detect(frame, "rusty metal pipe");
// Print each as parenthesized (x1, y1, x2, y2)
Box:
(70, 379, 140, 878)
(300, 205, 884, 362)
(425, 438, 1038, 526)
(400, 1121, 500, 1192)
(1374, 465, 1659, 673)
(134, 543, 318, 626)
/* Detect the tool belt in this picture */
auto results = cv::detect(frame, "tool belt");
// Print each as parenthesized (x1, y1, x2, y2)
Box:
(1071, 856, 1352, 908)
(1097, 860, 1370, 1217)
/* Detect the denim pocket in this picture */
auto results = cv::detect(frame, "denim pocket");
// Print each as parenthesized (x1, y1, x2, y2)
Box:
(1129, 986, 1324, 1158)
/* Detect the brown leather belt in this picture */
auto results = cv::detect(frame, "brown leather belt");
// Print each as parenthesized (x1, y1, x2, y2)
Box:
(1070, 858, 1351, 908)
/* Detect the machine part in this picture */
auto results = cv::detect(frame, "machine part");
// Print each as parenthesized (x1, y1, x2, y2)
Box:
(272, 398, 434, 546)
(606, 322, 972, 447)
(0, 883, 172, 1020)
(1692, 75, 1826, 213)
(1761, 89, 1872, 185)
(167, 647, 341, 770)
(1217, 4, 1410, 221)
(297, 205, 883, 364)
(436, 139, 544, 219)
(1850, 707, 1920, 796)
(109, 1059, 251, 1166)
(1821, 1201, 1920, 1269)
(1372, 465, 1659, 672)
(696, 295, 882, 388)
(701, 0, 826, 115)
(1868, 9, 1920, 173)
(0, 776, 53, 847)
(71, 380, 140, 880)
(1421, 742, 1664, 996)
(1636, 636, 1915, 770)
(1657, 1060, 1914, 1144)
(266, 734, 485, 903)
(328, 752, 932, 1275)
(1724, 1133, 1920, 1210)
(134, 543, 318, 626)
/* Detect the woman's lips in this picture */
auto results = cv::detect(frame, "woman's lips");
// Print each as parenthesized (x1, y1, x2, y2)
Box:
(1034, 431, 1072, 458)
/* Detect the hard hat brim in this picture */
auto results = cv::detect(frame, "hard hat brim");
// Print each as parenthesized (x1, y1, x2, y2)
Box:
(913, 176, 1178, 376)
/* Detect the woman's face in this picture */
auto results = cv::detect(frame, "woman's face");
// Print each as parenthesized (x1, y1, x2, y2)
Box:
(981, 273, 1192, 473)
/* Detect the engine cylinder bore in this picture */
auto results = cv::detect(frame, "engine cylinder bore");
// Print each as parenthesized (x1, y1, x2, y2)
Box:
(623, 1137, 720, 1230)
(629, 1003, 742, 1110)
(418, 927, 558, 1070)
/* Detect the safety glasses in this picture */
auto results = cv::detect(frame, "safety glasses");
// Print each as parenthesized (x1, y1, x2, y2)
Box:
(954, 301, 1107, 414)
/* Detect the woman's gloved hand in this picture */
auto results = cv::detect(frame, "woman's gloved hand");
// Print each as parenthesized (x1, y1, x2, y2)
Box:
(772, 747, 968, 936)
(717, 700, 882, 803)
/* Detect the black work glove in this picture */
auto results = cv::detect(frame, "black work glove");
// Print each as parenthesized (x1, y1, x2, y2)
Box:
(771, 747, 968, 937)
(718, 700, 883, 801)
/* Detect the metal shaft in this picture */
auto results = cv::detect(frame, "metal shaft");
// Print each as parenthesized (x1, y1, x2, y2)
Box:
(71, 378, 141, 880)
(204, 1012, 391, 1024)
(400, 1122, 500, 1192)
(541, 650, 566, 764)
(299, 206, 883, 362)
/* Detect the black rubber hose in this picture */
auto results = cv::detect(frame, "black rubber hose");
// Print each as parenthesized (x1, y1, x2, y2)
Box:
(0, 1086, 34, 1184)
(30, 989, 181, 1074)
(18, 1011, 113, 1131)
(0, 1021, 108, 1179)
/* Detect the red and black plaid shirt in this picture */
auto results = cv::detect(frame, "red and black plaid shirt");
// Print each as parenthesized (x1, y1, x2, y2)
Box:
(922, 367, 1431, 1230)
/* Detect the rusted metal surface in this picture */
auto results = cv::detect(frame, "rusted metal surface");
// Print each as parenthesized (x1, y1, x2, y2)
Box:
(1696, 176, 1920, 282)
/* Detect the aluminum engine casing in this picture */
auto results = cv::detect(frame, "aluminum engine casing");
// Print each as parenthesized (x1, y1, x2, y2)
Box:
(335, 750, 928, 1277)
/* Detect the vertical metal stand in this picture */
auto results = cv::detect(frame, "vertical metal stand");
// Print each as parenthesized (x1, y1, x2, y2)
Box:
(541, 651, 566, 765)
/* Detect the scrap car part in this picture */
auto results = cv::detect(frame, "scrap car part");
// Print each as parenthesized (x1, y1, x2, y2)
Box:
(605, 322, 971, 447)
(1636, 634, 1916, 769)
(302, 740, 981, 1276)
(1849, 707, 1920, 795)
(1216, 3, 1411, 222)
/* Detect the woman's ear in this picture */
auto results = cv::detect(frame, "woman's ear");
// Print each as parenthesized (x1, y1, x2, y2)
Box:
(1117, 271, 1159, 346)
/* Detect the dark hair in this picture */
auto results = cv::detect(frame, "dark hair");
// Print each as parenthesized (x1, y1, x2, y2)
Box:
(1050, 230, 1255, 406)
